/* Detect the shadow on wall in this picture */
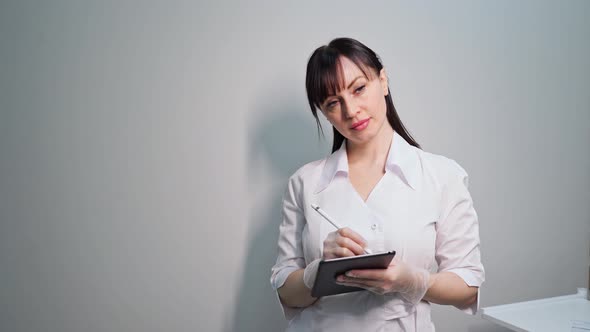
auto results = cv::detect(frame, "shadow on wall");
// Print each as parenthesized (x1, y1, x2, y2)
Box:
(227, 92, 330, 332)
(225, 85, 512, 332)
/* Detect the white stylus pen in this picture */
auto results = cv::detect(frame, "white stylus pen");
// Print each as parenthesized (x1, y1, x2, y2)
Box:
(311, 203, 373, 255)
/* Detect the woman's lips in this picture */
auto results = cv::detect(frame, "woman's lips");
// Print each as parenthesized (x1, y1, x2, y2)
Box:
(351, 118, 370, 131)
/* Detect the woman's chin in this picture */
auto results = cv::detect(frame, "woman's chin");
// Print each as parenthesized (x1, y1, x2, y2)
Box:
(345, 132, 377, 146)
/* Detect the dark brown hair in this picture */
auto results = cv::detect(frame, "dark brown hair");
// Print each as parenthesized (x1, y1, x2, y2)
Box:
(305, 37, 420, 153)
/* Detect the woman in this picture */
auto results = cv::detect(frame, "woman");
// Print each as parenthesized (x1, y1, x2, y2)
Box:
(270, 38, 484, 331)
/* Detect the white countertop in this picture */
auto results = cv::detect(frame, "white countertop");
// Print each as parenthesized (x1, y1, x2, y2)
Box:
(481, 288, 590, 332)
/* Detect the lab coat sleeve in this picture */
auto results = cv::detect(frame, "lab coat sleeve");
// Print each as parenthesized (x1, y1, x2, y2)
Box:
(270, 174, 306, 320)
(435, 161, 485, 315)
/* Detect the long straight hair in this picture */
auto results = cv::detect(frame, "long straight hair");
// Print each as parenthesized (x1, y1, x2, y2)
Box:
(305, 38, 420, 153)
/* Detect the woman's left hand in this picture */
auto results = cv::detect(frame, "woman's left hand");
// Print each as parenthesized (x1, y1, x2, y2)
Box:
(335, 256, 431, 304)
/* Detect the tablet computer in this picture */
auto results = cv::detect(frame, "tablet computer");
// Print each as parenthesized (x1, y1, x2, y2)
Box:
(311, 251, 396, 297)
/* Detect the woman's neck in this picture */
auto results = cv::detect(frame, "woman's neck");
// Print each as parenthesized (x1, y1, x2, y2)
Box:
(346, 125, 394, 169)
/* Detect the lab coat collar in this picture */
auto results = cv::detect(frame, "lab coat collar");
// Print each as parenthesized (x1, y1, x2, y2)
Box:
(315, 140, 349, 194)
(386, 131, 420, 190)
(315, 131, 419, 194)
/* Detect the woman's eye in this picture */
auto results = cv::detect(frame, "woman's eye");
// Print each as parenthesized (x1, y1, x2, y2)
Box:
(355, 85, 366, 94)
(326, 101, 338, 108)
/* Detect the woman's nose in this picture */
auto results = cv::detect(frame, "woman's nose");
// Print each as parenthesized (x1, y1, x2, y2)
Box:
(342, 98, 360, 119)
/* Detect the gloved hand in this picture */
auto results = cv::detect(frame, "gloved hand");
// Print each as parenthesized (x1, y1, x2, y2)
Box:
(304, 227, 369, 290)
(322, 227, 368, 259)
(395, 263, 430, 305)
(335, 256, 430, 305)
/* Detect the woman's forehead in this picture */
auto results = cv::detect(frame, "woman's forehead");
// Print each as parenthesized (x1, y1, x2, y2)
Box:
(330, 56, 376, 91)
(339, 57, 370, 79)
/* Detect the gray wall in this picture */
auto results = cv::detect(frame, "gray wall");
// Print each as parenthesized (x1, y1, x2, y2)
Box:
(1, 1, 589, 331)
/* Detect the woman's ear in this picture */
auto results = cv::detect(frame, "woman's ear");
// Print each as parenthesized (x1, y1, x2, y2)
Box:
(379, 68, 389, 96)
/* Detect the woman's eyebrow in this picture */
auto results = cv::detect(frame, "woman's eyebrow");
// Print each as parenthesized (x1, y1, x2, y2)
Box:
(323, 76, 366, 102)
(346, 76, 364, 89)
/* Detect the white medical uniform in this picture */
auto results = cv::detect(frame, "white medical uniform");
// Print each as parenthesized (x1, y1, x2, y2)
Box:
(270, 131, 485, 331)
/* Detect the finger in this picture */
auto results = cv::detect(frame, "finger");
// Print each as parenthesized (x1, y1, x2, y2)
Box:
(335, 236, 365, 256)
(322, 232, 344, 258)
(345, 268, 388, 281)
(335, 278, 383, 293)
(337, 280, 381, 289)
(323, 231, 338, 245)
(323, 231, 346, 248)
(337, 274, 387, 290)
(338, 227, 367, 248)
(337, 274, 377, 284)
(326, 246, 356, 258)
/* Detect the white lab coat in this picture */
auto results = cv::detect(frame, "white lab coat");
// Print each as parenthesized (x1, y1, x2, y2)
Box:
(270, 131, 485, 331)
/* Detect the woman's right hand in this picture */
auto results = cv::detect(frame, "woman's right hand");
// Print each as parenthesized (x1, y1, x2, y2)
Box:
(323, 227, 368, 259)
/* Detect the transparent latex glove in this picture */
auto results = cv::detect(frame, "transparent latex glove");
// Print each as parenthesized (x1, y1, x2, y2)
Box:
(335, 256, 430, 305)
(304, 227, 369, 290)
(322, 227, 368, 259)
(395, 264, 430, 305)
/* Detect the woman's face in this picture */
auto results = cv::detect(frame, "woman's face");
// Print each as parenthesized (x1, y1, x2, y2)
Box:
(320, 56, 390, 146)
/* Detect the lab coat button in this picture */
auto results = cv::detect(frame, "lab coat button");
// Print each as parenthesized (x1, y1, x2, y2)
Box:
(371, 223, 377, 230)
